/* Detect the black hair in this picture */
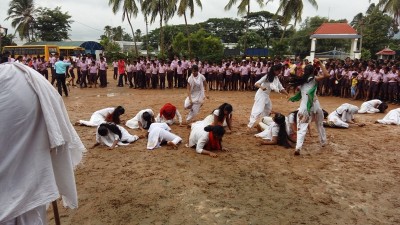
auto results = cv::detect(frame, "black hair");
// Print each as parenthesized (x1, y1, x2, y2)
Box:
(378, 102, 388, 113)
(204, 125, 225, 138)
(142, 111, 153, 129)
(214, 103, 233, 124)
(273, 113, 293, 148)
(289, 64, 315, 87)
(98, 123, 122, 139)
(322, 109, 329, 119)
(192, 64, 199, 71)
(266, 64, 282, 82)
(112, 106, 125, 124)
(59, 56, 64, 61)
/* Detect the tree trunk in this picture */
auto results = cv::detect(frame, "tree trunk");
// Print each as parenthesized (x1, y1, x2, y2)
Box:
(126, 13, 138, 56)
(159, 0, 164, 56)
(184, 12, 191, 57)
(280, 24, 287, 43)
(145, 15, 149, 56)
(244, 4, 250, 54)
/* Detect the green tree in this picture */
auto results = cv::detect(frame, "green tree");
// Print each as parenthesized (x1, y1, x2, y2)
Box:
(2, 34, 17, 46)
(112, 26, 124, 41)
(100, 36, 122, 53)
(224, 0, 264, 50)
(176, 0, 203, 57)
(276, 0, 318, 42)
(34, 7, 72, 41)
(245, 11, 283, 49)
(108, 0, 139, 55)
(142, 0, 177, 57)
(200, 18, 245, 43)
(237, 31, 267, 51)
(135, 29, 142, 42)
(376, 0, 400, 26)
(104, 25, 113, 38)
(6, 0, 38, 41)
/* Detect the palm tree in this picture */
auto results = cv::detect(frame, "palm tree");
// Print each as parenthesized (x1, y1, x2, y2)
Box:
(276, 0, 318, 42)
(376, 0, 400, 26)
(352, 3, 377, 56)
(176, 0, 203, 57)
(6, 0, 38, 41)
(104, 25, 113, 39)
(141, 0, 176, 56)
(108, 0, 139, 55)
(139, 0, 151, 55)
(225, 0, 265, 52)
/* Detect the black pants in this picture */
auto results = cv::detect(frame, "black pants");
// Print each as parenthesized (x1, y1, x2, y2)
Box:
(56, 73, 68, 96)
(113, 68, 118, 79)
(118, 73, 125, 86)
(80, 70, 88, 88)
(99, 70, 107, 87)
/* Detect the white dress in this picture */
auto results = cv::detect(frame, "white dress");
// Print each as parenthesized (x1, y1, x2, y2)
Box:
(255, 120, 280, 140)
(358, 99, 382, 114)
(257, 115, 292, 137)
(376, 108, 400, 125)
(327, 103, 359, 128)
(188, 121, 209, 154)
(155, 110, 182, 125)
(147, 123, 182, 150)
(96, 124, 139, 147)
(296, 79, 326, 151)
(0, 63, 84, 224)
(248, 75, 284, 128)
(126, 109, 154, 129)
(78, 107, 115, 126)
(184, 73, 206, 121)
(202, 109, 229, 127)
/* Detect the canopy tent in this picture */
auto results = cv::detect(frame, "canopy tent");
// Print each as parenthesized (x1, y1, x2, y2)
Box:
(309, 23, 361, 61)
(376, 47, 396, 60)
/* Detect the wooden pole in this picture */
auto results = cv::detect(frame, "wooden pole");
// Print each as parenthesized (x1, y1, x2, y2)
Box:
(52, 200, 61, 225)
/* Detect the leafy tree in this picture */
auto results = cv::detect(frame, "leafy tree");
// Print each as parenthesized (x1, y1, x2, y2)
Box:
(270, 39, 289, 57)
(2, 34, 17, 46)
(172, 29, 223, 62)
(224, 0, 264, 50)
(122, 33, 133, 41)
(6, 0, 38, 41)
(237, 31, 267, 51)
(376, 0, 400, 27)
(109, 0, 139, 55)
(176, 0, 203, 57)
(135, 29, 142, 42)
(99, 36, 121, 53)
(245, 11, 283, 49)
(199, 18, 245, 43)
(34, 7, 72, 41)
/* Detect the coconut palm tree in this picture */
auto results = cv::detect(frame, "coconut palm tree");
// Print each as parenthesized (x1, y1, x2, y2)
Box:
(6, 0, 38, 41)
(139, 0, 151, 55)
(108, 0, 139, 55)
(104, 25, 113, 39)
(376, 0, 400, 26)
(176, 0, 203, 57)
(141, 0, 176, 56)
(225, 0, 265, 52)
(276, 0, 318, 42)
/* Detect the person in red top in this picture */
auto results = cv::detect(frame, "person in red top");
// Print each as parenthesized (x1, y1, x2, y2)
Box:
(117, 59, 126, 87)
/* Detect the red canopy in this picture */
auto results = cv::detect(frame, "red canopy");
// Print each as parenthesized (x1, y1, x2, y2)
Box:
(376, 47, 396, 55)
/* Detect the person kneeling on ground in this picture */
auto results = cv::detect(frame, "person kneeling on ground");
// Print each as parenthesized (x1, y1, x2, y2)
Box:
(324, 103, 364, 128)
(202, 103, 233, 133)
(187, 121, 228, 158)
(146, 123, 182, 150)
(91, 123, 141, 150)
(358, 99, 388, 114)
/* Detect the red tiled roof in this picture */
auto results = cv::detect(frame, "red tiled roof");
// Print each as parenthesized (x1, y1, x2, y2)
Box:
(313, 23, 358, 35)
(376, 48, 396, 55)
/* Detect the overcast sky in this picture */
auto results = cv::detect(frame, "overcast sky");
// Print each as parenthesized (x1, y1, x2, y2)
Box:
(1, 0, 379, 44)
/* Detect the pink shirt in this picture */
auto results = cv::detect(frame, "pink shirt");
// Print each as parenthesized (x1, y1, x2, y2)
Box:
(370, 71, 382, 82)
(89, 65, 98, 74)
(387, 71, 399, 83)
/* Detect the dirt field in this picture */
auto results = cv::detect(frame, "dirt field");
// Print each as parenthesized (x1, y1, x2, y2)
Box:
(49, 72, 400, 225)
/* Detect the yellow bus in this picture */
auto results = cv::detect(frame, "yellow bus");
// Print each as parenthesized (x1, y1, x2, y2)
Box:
(59, 46, 85, 58)
(3, 45, 59, 60)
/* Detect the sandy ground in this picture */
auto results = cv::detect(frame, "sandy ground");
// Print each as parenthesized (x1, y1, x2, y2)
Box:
(48, 72, 400, 225)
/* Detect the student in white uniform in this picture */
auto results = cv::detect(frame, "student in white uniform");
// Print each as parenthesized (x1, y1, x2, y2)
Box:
(247, 64, 288, 131)
(146, 123, 182, 150)
(187, 121, 228, 158)
(0, 62, 85, 224)
(324, 103, 362, 128)
(376, 108, 400, 125)
(184, 65, 208, 123)
(75, 106, 125, 127)
(126, 109, 155, 130)
(358, 99, 388, 114)
(155, 103, 183, 126)
(202, 103, 233, 133)
(288, 59, 330, 156)
(91, 123, 140, 150)
(255, 113, 294, 147)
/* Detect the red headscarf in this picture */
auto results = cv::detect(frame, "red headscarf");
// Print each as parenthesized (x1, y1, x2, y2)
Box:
(205, 132, 221, 151)
(160, 103, 176, 120)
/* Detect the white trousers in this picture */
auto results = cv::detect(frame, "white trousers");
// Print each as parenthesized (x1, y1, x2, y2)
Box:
(1, 205, 47, 225)
(296, 108, 327, 151)
(184, 97, 202, 122)
(248, 96, 272, 128)
(327, 113, 349, 128)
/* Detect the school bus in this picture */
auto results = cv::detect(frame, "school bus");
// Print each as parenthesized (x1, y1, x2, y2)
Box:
(2, 45, 59, 60)
(59, 46, 85, 58)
